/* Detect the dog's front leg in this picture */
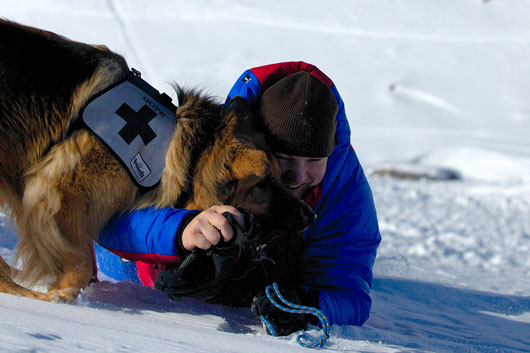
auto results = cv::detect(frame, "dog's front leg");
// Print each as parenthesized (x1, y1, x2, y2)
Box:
(16, 187, 91, 302)
(46, 257, 92, 302)
(16, 131, 97, 302)
(44, 191, 94, 302)
(45, 249, 93, 302)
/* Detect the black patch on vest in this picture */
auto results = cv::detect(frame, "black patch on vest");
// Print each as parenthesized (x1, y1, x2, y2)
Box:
(116, 103, 157, 145)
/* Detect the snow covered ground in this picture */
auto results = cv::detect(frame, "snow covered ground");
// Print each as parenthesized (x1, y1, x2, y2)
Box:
(1, 0, 529, 352)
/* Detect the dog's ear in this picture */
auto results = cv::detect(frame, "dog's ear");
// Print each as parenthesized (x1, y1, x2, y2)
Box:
(225, 95, 257, 128)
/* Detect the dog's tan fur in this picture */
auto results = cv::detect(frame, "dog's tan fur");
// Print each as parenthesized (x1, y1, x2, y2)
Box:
(0, 20, 314, 302)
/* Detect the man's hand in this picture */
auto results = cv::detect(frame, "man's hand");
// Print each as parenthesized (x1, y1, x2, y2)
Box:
(181, 205, 245, 251)
(156, 207, 262, 303)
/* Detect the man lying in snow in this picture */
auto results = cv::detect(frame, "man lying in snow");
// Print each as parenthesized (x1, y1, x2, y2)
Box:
(94, 61, 381, 335)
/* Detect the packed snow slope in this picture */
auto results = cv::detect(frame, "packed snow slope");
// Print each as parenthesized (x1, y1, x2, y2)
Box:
(1, 0, 529, 352)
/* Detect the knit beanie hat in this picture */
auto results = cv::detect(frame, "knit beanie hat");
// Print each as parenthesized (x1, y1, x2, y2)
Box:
(259, 72, 338, 157)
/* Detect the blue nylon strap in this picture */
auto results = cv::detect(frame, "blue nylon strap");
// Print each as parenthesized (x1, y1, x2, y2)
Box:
(260, 282, 331, 349)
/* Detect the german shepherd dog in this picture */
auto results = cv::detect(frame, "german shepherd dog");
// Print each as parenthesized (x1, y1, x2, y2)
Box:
(0, 20, 314, 302)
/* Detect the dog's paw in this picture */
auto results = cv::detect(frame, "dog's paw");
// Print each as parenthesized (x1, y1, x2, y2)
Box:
(45, 287, 80, 302)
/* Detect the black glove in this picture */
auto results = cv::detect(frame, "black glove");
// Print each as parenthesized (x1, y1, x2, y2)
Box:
(251, 287, 319, 336)
(155, 249, 218, 301)
(155, 209, 264, 302)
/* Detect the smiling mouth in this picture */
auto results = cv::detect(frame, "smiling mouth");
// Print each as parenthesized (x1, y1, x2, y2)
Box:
(285, 184, 302, 190)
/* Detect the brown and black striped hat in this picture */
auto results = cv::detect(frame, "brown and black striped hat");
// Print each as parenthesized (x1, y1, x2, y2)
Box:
(259, 72, 338, 157)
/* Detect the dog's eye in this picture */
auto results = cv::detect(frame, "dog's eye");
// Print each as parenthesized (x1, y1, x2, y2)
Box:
(255, 181, 267, 190)
(255, 175, 273, 190)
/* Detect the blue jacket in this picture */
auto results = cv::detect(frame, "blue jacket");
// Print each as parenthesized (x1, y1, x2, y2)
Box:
(96, 61, 381, 326)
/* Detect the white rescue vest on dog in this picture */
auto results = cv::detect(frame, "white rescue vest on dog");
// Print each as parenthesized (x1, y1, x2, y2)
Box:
(82, 71, 177, 189)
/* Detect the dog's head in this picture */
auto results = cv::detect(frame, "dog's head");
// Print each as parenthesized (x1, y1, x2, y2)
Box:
(187, 96, 316, 232)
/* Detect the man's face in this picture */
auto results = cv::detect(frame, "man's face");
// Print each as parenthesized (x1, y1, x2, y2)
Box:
(274, 152, 328, 199)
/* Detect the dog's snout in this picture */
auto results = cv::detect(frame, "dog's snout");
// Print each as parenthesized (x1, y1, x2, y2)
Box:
(295, 201, 317, 230)
(270, 183, 317, 232)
